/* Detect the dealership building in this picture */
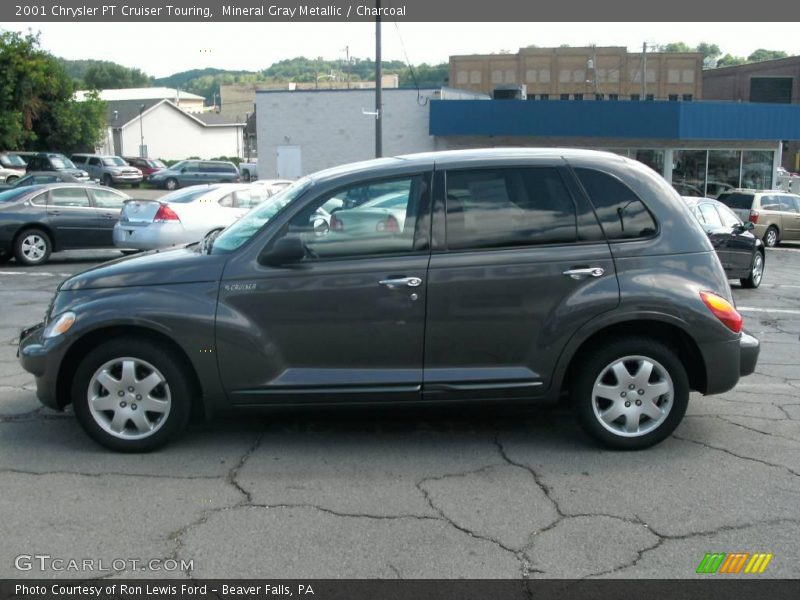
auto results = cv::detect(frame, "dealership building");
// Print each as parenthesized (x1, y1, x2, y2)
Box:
(256, 89, 800, 195)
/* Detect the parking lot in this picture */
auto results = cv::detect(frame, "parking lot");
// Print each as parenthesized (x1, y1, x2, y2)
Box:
(1, 244, 799, 579)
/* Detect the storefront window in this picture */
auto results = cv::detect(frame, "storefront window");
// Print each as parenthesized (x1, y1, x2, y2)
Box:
(672, 150, 707, 197)
(633, 149, 664, 174)
(706, 150, 741, 198)
(742, 150, 774, 190)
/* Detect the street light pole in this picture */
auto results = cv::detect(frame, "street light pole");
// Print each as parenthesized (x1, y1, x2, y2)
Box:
(375, 0, 382, 158)
(138, 103, 146, 158)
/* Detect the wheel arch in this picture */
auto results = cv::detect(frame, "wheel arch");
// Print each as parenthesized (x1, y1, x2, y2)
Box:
(56, 325, 205, 418)
(13, 223, 60, 252)
(556, 318, 707, 399)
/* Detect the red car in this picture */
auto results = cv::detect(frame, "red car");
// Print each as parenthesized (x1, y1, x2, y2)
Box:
(124, 156, 167, 176)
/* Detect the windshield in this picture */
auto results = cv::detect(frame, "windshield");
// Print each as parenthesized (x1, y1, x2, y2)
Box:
(103, 157, 128, 166)
(1, 154, 26, 168)
(151, 159, 166, 168)
(211, 178, 311, 254)
(51, 157, 76, 169)
(160, 185, 221, 204)
(0, 186, 42, 202)
(169, 161, 186, 171)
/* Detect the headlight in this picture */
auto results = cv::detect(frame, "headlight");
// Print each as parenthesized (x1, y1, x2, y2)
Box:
(43, 311, 76, 338)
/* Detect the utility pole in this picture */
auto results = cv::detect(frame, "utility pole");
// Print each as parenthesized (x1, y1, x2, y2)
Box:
(375, 0, 382, 158)
(138, 103, 146, 158)
(641, 42, 647, 98)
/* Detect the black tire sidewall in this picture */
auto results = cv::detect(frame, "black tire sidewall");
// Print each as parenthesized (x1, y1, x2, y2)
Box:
(741, 252, 764, 289)
(573, 337, 689, 450)
(14, 228, 52, 266)
(72, 338, 192, 452)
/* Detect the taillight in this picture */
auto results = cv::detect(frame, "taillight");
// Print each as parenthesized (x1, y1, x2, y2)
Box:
(153, 204, 180, 222)
(748, 210, 759, 224)
(376, 215, 399, 233)
(330, 215, 343, 231)
(700, 290, 743, 333)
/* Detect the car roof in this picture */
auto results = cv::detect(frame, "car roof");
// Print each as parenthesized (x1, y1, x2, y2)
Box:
(308, 147, 626, 184)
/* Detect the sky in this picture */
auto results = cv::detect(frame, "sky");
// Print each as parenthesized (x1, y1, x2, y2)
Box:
(8, 21, 800, 78)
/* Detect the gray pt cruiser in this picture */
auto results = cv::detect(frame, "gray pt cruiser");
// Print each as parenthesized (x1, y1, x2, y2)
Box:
(18, 149, 760, 452)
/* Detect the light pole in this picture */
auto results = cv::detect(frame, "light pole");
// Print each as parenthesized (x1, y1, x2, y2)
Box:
(138, 103, 146, 158)
(375, 0, 382, 158)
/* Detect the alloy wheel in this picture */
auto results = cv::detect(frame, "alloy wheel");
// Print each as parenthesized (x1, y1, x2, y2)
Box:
(751, 253, 764, 286)
(21, 234, 47, 263)
(591, 355, 674, 437)
(87, 357, 172, 440)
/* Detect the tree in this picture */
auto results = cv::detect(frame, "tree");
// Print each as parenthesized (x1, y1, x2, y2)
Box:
(659, 42, 693, 53)
(716, 54, 747, 67)
(83, 62, 152, 89)
(0, 30, 106, 152)
(696, 42, 721, 63)
(747, 49, 788, 63)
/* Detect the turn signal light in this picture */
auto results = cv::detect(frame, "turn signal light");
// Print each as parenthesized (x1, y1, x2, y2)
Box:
(153, 204, 180, 222)
(700, 291, 743, 333)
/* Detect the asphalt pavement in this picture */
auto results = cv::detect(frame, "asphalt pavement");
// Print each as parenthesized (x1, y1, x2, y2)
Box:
(1, 244, 799, 579)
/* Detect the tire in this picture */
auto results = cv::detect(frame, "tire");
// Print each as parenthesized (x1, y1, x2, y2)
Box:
(14, 228, 52, 266)
(763, 226, 779, 248)
(6, 175, 18, 183)
(102, 174, 113, 187)
(242, 171, 251, 182)
(573, 336, 689, 450)
(132, 183, 140, 189)
(0, 252, 12, 264)
(72, 338, 193, 452)
(740, 251, 764, 289)
(165, 177, 178, 191)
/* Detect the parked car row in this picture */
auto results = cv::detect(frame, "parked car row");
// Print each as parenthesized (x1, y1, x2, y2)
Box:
(717, 189, 800, 248)
(0, 182, 292, 265)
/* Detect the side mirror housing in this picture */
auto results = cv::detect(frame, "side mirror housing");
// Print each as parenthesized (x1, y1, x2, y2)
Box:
(258, 237, 305, 266)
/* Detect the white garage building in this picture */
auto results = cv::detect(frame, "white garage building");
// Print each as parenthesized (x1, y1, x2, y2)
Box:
(97, 99, 245, 161)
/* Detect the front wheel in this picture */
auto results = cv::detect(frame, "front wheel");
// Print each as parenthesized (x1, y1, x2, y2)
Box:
(72, 338, 193, 452)
(740, 252, 764, 289)
(165, 178, 178, 191)
(102, 174, 113, 187)
(573, 337, 689, 450)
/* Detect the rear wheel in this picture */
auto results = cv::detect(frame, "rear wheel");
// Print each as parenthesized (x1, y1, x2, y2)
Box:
(740, 252, 764, 289)
(72, 338, 192, 452)
(14, 228, 52, 266)
(165, 177, 178, 191)
(6, 175, 18, 183)
(763, 226, 779, 248)
(573, 337, 689, 450)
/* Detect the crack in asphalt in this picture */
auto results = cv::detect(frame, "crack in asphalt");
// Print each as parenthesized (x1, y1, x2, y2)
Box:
(672, 434, 800, 477)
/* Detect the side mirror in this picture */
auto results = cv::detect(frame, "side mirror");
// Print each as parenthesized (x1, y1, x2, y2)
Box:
(258, 237, 305, 266)
(743, 221, 755, 231)
(180, 168, 187, 173)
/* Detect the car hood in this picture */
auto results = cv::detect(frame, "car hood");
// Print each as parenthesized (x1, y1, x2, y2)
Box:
(59, 247, 227, 291)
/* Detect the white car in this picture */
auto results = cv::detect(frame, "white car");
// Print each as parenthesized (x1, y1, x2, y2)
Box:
(0, 167, 23, 184)
(113, 184, 270, 251)
(253, 179, 294, 196)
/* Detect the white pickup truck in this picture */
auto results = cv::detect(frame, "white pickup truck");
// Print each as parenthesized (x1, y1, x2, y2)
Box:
(239, 162, 258, 182)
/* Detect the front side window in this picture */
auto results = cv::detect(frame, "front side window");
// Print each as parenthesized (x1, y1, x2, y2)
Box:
(575, 168, 657, 240)
(444, 167, 577, 250)
(717, 204, 742, 228)
(49, 187, 90, 207)
(271, 175, 426, 260)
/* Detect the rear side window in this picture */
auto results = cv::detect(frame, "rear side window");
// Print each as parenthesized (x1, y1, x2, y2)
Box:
(575, 168, 657, 240)
(92, 188, 128, 209)
(718, 192, 755, 210)
(444, 167, 577, 250)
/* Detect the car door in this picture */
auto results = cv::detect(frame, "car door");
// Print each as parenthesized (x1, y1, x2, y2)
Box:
(89, 187, 129, 246)
(696, 202, 734, 271)
(715, 203, 753, 274)
(779, 195, 800, 240)
(87, 156, 103, 180)
(216, 172, 432, 406)
(423, 161, 620, 401)
(46, 187, 98, 248)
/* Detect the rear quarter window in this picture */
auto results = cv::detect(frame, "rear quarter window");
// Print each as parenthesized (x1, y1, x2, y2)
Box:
(574, 168, 658, 240)
(717, 192, 755, 210)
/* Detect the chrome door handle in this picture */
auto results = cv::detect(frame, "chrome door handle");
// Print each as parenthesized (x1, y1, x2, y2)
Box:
(563, 267, 605, 280)
(379, 276, 423, 288)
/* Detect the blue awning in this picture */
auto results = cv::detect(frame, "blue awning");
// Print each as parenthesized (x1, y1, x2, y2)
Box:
(429, 99, 800, 140)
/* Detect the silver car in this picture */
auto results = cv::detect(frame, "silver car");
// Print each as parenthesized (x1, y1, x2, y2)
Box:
(113, 184, 270, 250)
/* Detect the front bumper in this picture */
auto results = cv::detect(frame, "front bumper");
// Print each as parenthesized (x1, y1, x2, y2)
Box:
(17, 322, 69, 410)
(111, 173, 143, 184)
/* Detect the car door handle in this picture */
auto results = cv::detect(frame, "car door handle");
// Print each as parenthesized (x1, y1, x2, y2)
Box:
(562, 267, 605, 280)
(102, 213, 117, 219)
(379, 276, 423, 288)
(49, 209, 61, 215)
